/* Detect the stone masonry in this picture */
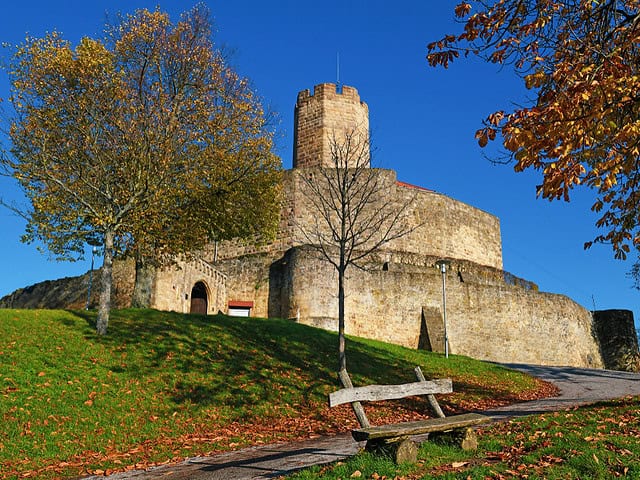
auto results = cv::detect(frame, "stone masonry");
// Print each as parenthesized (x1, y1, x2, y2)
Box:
(152, 258, 226, 315)
(293, 84, 369, 169)
(214, 168, 503, 271)
(266, 246, 603, 368)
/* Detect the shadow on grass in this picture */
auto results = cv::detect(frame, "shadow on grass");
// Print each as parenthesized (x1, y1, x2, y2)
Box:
(66, 309, 508, 412)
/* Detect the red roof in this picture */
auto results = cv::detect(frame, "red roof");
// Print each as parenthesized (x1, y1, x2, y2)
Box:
(396, 180, 433, 192)
(228, 300, 254, 308)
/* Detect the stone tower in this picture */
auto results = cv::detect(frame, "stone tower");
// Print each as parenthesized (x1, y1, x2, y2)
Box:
(293, 83, 370, 168)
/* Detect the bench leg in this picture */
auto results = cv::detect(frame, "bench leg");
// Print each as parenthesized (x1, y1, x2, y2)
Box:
(395, 438, 418, 463)
(429, 427, 478, 451)
(365, 437, 418, 464)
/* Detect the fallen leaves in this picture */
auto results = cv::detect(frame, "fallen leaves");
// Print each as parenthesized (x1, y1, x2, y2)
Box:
(84, 390, 98, 406)
(0, 379, 562, 479)
(0, 310, 567, 479)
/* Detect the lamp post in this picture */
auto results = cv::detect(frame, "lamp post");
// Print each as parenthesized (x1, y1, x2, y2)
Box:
(435, 259, 451, 358)
(86, 246, 97, 310)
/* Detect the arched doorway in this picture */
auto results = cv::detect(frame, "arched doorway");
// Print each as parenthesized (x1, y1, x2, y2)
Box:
(190, 281, 208, 315)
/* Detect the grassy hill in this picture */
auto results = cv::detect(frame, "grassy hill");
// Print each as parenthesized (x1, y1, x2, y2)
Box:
(0, 309, 550, 479)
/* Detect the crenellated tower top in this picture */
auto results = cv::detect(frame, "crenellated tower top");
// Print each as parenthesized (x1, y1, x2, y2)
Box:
(293, 83, 370, 169)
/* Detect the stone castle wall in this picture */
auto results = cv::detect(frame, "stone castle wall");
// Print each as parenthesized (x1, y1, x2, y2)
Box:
(87, 257, 227, 315)
(390, 180, 503, 270)
(0, 258, 136, 310)
(593, 310, 640, 371)
(274, 245, 603, 368)
(213, 252, 279, 316)
(214, 168, 503, 270)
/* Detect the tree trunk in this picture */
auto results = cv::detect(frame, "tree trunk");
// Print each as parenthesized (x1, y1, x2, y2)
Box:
(96, 230, 114, 335)
(338, 265, 346, 372)
(131, 253, 155, 308)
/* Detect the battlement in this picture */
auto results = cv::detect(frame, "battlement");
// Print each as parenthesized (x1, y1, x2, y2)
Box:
(296, 83, 366, 107)
(293, 83, 370, 169)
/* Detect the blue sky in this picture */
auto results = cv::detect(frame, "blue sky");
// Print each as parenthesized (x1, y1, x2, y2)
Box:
(0, 1, 637, 327)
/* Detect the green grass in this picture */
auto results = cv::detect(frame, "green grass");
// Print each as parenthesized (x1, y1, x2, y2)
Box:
(288, 397, 640, 479)
(0, 308, 544, 479)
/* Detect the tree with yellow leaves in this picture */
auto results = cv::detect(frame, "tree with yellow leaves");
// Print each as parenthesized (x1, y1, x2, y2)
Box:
(2, 5, 281, 334)
(428, 1, 640, 278)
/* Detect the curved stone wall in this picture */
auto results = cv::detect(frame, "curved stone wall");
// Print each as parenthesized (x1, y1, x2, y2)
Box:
(279, 246, 603, 369)
(593, 310, 640, 371)
(387, 180, 503, 269)
(217, 168, 503, 271)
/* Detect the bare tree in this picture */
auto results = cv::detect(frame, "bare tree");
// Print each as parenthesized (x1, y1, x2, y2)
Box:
(297, 128, 416, 372)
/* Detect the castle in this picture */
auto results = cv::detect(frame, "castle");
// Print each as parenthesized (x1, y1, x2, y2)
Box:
(3, 83, 638, 370)
(144, 83, 634, 369)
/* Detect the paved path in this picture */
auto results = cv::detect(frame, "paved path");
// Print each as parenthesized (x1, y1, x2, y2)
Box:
(485, 363, 640, 419)
(90, 364, 640, 480)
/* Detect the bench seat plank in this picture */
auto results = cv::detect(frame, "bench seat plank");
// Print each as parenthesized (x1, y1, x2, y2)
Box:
(352, 413, 489, 442)
(329, 378, 453, 407)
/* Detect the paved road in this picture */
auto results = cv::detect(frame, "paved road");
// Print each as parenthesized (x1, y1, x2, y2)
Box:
(486, 363, 640, 419)
(90, 364, 640, 480)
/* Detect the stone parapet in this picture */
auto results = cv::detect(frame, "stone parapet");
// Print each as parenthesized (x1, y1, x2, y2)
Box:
(214, 168, 503, 270)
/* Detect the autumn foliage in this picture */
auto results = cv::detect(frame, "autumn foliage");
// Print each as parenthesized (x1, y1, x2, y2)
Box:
(2, 6, 281, 333)
(428, 1, 640, 262)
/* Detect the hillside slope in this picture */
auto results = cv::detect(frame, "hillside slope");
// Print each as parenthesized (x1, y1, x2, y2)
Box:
(0, 309, 552, 478)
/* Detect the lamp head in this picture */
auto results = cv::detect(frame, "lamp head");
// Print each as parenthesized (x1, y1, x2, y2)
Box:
(435, 259, 451, 273)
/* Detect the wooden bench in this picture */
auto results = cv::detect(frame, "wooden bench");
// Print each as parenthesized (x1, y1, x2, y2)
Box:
(328, 367, 489, 463)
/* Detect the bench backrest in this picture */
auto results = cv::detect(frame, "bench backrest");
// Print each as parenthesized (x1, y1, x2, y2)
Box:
(329, 367, 450, 429)
(329, 378, 452, 407)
